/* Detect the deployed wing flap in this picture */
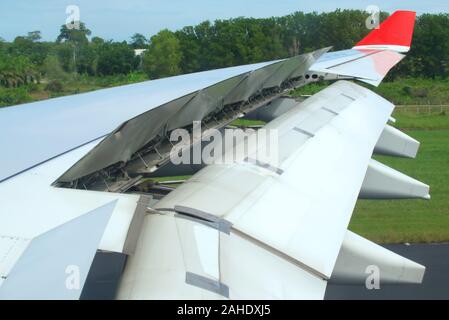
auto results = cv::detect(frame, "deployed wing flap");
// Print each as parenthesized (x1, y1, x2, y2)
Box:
(220, 228, 327, 299)
(153, 81, 395, 279)
(0, 201, 116, 300)
(118, 210, 327, 300)
(174, 211, 327, 299)
(55, 50, 327, 184)
(0, 61, 282, 183)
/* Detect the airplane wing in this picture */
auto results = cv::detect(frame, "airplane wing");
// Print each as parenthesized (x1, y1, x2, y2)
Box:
(0, 49, 328, 299)
(116, 80, 426, 300)
(0, 10, 427, 300)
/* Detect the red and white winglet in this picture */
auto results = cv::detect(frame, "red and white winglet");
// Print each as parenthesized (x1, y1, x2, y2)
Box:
(353, 10, 417, 53)
(309, 10, 417, 86)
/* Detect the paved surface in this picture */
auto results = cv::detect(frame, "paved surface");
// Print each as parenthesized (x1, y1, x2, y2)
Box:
(326, 243, 449, 300)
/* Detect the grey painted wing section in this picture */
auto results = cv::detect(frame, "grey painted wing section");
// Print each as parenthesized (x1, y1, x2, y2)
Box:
(55, 50, 327, 183)
(0, 200, 116, 300)
(0, 61, 276, 183)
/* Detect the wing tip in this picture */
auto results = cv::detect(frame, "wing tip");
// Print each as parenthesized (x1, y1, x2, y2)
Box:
(354, 10, 417, 53)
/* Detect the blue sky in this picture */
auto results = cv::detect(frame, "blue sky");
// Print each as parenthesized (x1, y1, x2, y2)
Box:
(1, 0, 448, 42)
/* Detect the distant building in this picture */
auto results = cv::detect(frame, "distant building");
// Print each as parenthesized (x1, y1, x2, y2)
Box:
(134, 49, 147, 57)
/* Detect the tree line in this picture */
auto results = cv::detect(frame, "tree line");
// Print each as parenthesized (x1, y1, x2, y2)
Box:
(1, 9, 449, 92)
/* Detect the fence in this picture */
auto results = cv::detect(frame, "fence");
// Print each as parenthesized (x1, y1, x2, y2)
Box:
(395, 105, 449, 114)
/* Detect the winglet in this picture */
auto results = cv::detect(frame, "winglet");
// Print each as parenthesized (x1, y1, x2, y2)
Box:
(353, 10, 416, 53)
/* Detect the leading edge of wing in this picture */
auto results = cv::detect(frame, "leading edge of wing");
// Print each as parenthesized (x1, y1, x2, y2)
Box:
(0, 60, 279, 184)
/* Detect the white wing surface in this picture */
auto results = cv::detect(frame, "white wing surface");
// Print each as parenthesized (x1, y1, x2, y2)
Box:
(0, 10, 426, 299)
(117, 80, 405, 299)
(0, 201, 116, 300)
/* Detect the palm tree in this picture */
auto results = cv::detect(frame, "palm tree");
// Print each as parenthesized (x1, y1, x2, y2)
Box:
(0, 54, 38, 88)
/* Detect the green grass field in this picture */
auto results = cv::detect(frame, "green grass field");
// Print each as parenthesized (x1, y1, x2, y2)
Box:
(350, 110, 449, 244)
